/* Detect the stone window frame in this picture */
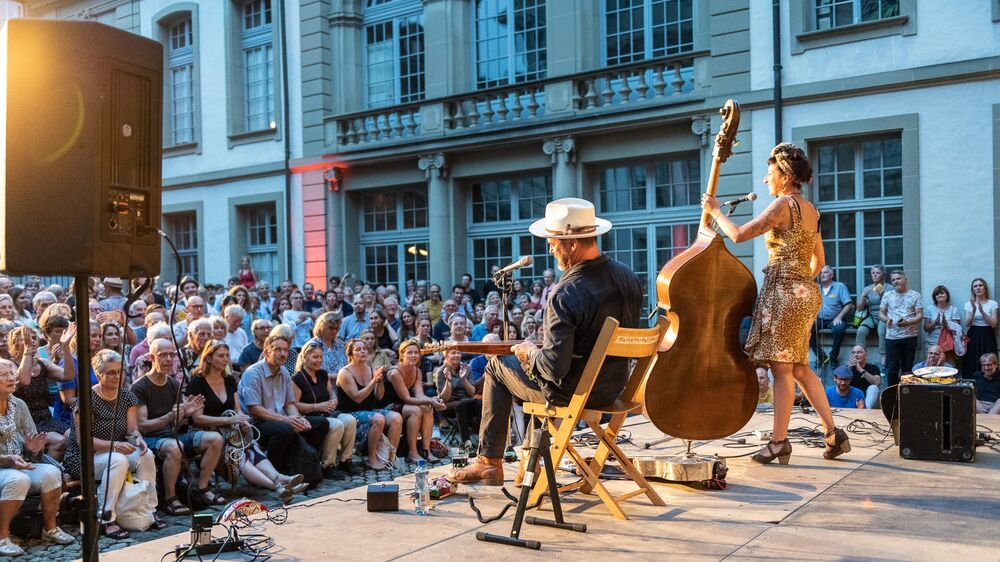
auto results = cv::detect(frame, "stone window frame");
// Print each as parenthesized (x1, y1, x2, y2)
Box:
(228, 192, 287, 287)
(153, 3, 203, 156)
(162, 202, 205, 284)
(789, 0, 917, 55)
(792, 113, 921, 292)
(224, 0, 285, 146)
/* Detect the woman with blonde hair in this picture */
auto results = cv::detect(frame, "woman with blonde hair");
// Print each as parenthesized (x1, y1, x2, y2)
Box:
(292, 339, 358, 477)
(336, 339, 402, 471)
(383, 339, 445, 463)
(187, 340, 306, 502)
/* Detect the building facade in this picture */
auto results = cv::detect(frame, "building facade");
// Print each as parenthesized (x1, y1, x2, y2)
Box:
(293, 0, 1000, 315)
(22, 0, 303, 289)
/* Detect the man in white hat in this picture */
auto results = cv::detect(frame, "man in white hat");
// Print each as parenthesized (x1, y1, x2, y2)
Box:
(99, 277, 127, 313)
(449, 198, 644, 485)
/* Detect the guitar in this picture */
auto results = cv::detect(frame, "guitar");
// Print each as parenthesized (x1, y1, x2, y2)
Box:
(420, 340, 523, 356)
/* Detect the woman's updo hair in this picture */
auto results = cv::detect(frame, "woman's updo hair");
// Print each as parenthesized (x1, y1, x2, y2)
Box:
(768, 142, 812, 186)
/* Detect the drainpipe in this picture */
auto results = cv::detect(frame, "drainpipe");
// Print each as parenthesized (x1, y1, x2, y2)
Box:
(280, 0, 293, 281)
(773, 0, 783, 144)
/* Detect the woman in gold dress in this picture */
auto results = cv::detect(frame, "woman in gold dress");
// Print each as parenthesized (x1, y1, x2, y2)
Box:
(702, 143, 850, 464)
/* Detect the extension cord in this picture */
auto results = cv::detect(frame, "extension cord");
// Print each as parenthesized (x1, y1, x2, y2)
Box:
(174, 538, 246, 557)
(753, 430, 772, 443)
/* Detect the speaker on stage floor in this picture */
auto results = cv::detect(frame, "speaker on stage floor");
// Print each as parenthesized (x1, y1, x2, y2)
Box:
(0, 19, 162, 277)
(898, 381, 975, 462)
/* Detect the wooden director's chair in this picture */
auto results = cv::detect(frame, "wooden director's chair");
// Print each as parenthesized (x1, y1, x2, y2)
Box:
(522, 316, 668, 520)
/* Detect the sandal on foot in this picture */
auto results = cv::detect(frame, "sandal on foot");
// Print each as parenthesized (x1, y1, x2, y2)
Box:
(150, 516, 169, 531)
(102, 521, 130, 540)
(363, 459, 387, 471)
(197, 487, 227, 506)
(163, 496, 191, 516)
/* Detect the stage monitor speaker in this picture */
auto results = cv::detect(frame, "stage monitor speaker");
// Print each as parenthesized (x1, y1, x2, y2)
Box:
(0, 19, 162, 277)
(898, 381, 975, 462)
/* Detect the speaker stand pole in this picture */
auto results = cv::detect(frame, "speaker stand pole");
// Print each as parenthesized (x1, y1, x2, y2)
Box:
(75, 276, 100, 561)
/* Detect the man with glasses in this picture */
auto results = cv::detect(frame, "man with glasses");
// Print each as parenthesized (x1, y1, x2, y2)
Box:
(133, 339, 226, 510)
(173, 296, 208, 346)
(426, 284, 444, 324)
(974, 353, 1000, 415)
(239, 319, 273, 371)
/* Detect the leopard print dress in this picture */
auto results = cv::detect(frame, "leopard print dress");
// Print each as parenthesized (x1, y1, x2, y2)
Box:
(744, 195, 822, 366)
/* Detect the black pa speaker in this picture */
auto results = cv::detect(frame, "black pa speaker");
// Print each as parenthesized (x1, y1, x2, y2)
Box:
(898, 381, 976, 462)
(0, 19, 162, 276)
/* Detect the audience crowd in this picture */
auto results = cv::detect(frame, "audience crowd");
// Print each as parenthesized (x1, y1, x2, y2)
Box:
(0, 257, 996, 553)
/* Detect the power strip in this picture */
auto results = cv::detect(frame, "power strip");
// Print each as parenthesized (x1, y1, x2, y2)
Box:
(174, 538, 246, 558)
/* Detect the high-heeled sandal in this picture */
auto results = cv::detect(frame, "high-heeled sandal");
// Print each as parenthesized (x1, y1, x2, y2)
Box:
(824, 428, 851, 460)
(751, 439, 792, 465)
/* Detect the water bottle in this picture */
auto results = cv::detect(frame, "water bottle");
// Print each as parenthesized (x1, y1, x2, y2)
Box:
(414, 459, 430, 515)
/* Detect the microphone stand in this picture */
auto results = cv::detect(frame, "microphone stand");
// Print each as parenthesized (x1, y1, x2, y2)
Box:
(493, 270, 514, 340)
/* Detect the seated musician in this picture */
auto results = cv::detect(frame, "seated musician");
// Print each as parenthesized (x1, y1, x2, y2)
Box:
(449, 198, 643, 485)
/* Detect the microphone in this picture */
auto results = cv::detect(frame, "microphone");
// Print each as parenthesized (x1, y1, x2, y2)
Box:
(493, 256, 534, 278)
(722, 192, 758, 207)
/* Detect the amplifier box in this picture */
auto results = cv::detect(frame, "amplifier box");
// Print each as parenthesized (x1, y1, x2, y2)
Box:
(367, 483, 399, 512)
(898, 382, 975, 462)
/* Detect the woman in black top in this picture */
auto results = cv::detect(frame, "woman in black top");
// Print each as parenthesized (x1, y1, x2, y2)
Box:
(292, 340, 357, 477)
(187, 340, 305, 502)
(368, 310, 398, 353)
(384, 340, 445, 463)
(336, 339, 401, 471)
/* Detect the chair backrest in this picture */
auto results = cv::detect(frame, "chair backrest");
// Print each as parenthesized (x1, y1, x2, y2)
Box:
(568, 316, 668, 409)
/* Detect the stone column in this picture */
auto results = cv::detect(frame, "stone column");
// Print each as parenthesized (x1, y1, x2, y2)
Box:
(543, 136, 579, 200)
(422, 0, 473, 98)
(327, 1, 364, 115)
(418, 152, 451, 278)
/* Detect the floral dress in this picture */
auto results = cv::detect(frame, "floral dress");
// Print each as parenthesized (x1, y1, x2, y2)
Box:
(744, 196, 822, 366)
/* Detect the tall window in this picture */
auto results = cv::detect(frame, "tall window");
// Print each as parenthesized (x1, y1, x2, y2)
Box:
(475, 0, 547, 89)
(814, 0, 899, 30)
(364, 1, 425, 108)
(597, 154, 701, 310)
(245, 204, 279, 286)
(468, 175, 553, 287)
(167, 18, 195, 145)
(242, 0, 275, 131)
(360, 189, 429, 287)
(604, 0, 693, 65)
(813, 135, 903, 295)
(166, 212, 199, 280)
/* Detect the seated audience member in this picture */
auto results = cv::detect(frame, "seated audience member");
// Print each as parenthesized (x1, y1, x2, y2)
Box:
(309, 312, 347, 375)
(432, 300, 458, 341)
(413, 318, 440, 374)
(126, 300, 148, 345)
(825, 369, 866, 409)
(756, 367, 774, 404)
(382, 339, 445, 463)
(10, 326, 73, 459)
(369, 310, 398, 352)
(223, 304, 249, 359)
(382, 297, 401, 332)
(912, 344, 955, 371)
(361, 329, 394, 371)
(133, 338, 226, 512)
(282, 290, 314, 350)
(188, 340, 306, 502)
(973, 353, 1000, 415)
(172, 295, 208, 345)
(292, 340, 357, 478)
(209, 315, 227, 342)
(470, 305, 499, 342)
(238, 319, 273, 371)
(810, 266, 853, 366)
(831, 345, 882, 409)
(468, 334, 499, 392)
(434, 349, 482, 449)
(180, 317, 213, 375)
(56, 320, 101, 426)
(128, 322, 173, 379)
(336, 339, 403, 471)
(0, 358, 74, 555)
(521, 315, 539, 343)
(396, 308, 418, 343)
(0, 321, 12, 362)
(338, 295, 369, 341)
(238, 335, 329, 476)
(268, 324, 300, 377)
(64, 350, 163, 539)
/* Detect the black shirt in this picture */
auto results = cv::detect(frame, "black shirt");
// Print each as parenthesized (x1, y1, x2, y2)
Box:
(974, 371, 1000, 403)
(833, 363, 880, 393)
(529, 254, 643, 407)
(292, 369, 332, 404)
(132, 375, 181, 438)
(186, 375, 238, 417)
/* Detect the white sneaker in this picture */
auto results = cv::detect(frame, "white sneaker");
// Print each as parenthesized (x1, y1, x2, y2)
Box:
(41, 526, 75, 545)
(0, 537, 24, 556)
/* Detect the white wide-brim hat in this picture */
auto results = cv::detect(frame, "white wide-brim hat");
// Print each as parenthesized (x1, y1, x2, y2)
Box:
(528, 198, 612, 239)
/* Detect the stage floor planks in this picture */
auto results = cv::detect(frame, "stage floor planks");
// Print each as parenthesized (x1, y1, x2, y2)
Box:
(98, 409, 1000, 561)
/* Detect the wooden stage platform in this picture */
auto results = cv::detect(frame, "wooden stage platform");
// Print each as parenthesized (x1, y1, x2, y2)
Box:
(100, 409, 1000, 561)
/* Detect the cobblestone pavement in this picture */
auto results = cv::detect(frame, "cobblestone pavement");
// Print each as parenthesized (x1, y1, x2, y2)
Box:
(13, 457, 441, 561)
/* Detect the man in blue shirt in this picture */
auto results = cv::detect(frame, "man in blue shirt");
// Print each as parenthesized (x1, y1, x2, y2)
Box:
(338, 295, 369, 341)
(810, 266, 853, 366)
(825, 369, 865, 409)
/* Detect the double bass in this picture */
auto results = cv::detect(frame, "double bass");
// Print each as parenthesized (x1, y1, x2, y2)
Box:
(640, 100, 759, 440)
